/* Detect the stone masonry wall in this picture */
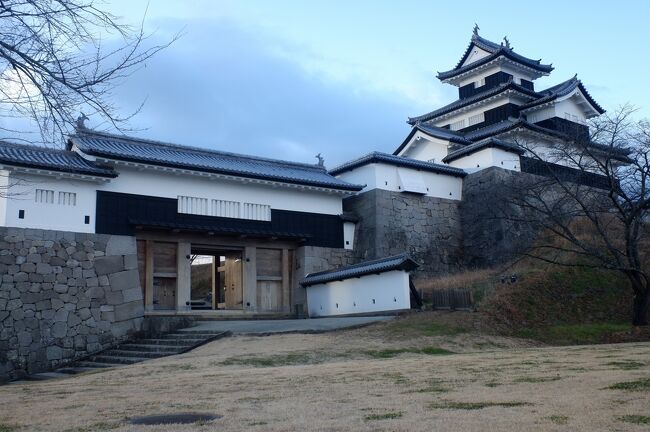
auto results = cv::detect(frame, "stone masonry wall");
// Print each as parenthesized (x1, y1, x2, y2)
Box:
(294, 246, 356, 315)
(460, 167, 538, 268)
(0, 227, 143, 381)
(344, 189, 463, 280)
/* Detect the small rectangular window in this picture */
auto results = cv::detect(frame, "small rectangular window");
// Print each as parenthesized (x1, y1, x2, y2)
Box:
(18, 209, 25, 219)
(35, 189, 54, 204)
(84, 215, 90, 224)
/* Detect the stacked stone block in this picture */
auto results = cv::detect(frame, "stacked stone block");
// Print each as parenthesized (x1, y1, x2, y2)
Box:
(0, 228, 143, 381)
(344, 189, 463, 279)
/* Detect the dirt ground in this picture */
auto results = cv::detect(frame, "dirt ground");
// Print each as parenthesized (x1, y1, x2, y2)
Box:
(1, 313, 650, 431)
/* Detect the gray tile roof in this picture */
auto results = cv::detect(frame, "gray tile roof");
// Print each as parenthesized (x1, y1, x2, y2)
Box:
(415, 123, 472, 144)
(329, 151, 467, 178)
(407, 80, 539, 125)
(437, 33, 553, 81)
(442, 138, 524, 163)
(0, 141, 116, 177)
(68, 130, 363, 191)
(300, 253, 419, 287)
(519, 76, 605, 114)
(462, 119, 572, 141)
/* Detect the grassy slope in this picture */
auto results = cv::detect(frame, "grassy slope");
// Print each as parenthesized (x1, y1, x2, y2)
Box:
(417, 263, 635, 345)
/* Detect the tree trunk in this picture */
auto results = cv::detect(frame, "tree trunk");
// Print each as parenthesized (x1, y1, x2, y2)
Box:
(632, 289, 649, 326)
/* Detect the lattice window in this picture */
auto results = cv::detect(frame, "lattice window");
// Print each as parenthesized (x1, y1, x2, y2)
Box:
(449, 119, 466, 131)
(212, 199, 240, 218)
(35, 189, 54, 204)
(177, 195, 209, 215)
(242, 203, 271, 221)
(57, 192, 76, 206)
(467, 113, 485, 126)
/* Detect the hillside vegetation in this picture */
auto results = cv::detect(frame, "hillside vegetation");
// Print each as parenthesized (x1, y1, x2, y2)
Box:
(417, 261, 636, 345)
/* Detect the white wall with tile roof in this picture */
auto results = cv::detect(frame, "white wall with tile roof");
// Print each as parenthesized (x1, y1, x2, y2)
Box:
(335, 162, 463, 200)
(305, 269, 410, 317)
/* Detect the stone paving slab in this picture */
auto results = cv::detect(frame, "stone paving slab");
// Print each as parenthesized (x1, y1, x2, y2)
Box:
(181, 316, 394, 335)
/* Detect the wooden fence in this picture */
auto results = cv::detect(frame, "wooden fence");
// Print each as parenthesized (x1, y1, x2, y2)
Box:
(428, 289, 473, 311)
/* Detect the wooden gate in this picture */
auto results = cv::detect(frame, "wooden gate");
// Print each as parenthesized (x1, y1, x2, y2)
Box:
(430, 289, 473, 311)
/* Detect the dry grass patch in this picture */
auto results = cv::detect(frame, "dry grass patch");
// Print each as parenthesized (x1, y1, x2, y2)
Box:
(547, 415, 569, 425)
(605, 361, 646, 370)
(607, 378, 650, 392)
(364, 411, 403, 421)
(617, 415, 650, 425)
(430, 400, 532, 410)
(513, 376, 562, 383)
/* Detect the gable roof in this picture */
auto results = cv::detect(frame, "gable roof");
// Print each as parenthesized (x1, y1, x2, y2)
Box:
(300, 253, 419, 287)
(393, 123, 472, 156)
(407, 79, 539, 125)
(68, 130, 363, 192)
(329, 151, 467, 178)
(519, 75, 605, 115)
(0, 141, 116, 178)
(442, 138, 524, 163)
(437, 33, 553, 81)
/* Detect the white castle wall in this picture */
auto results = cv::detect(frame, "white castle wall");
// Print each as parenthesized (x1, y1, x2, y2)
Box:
(449, 147, 521, 173)
(306, 270, 410, 317)
(1, 165, 346, 233)
(336, 163, 463, 200)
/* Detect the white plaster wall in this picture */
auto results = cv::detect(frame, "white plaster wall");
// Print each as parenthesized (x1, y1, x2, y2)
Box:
(337, 163, 463, 200)
(0, 171, 9, 226)
(525, 98, 587, 124)
(461, 47, 491, 67)
(449, 148, 521, 173)
(343, 221, 355, 250)
(334, 164, 377, 192)
(96, 166, 344, 216)
(399, 133, 449, 163)
(306, 270, 410, 317)
(457, 63, 539, 87)
(555, 98, 587, 123)
(3, 172, 98, 232)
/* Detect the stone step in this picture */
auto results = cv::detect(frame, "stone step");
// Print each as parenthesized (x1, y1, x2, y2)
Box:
(56, 367, 99, 375)
(160, 333, 219, 340)
(88, 355, 150, 365)
(127, 338, 204, 346)
(117, 344, 184, 353)
(75, 361, 114, 369)
(103, 350, 169, 359)
(176, 329, 231, 335)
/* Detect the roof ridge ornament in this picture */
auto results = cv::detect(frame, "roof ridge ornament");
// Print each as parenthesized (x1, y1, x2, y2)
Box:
(75, 112, 89, 131)
(502, 36, 511, 50)
(315, 153, 325, 167)
(473, 23, 480, 36)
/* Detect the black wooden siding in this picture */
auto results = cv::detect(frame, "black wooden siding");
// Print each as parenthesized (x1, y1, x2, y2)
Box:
(533, 117, 590, 144)
(451, 103, 521, 133)
(520, 156, 609, 189)
(96, 191, 344, 248)
(458, 71, 513, 99)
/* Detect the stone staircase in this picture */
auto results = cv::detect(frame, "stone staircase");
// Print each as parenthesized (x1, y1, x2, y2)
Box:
(19, 328, 230, 380)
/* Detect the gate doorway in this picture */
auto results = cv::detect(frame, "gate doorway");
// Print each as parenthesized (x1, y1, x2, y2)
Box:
(190, 249, 243, 310)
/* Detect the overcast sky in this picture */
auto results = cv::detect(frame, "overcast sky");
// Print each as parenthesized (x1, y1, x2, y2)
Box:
(80, 1, 650, 166)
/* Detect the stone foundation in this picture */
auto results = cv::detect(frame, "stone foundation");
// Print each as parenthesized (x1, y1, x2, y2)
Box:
(294, 246, 356, 315)
(460, 167, 538, 268)
(0, 227, 143, 381)
(343, 189, 463, 279)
